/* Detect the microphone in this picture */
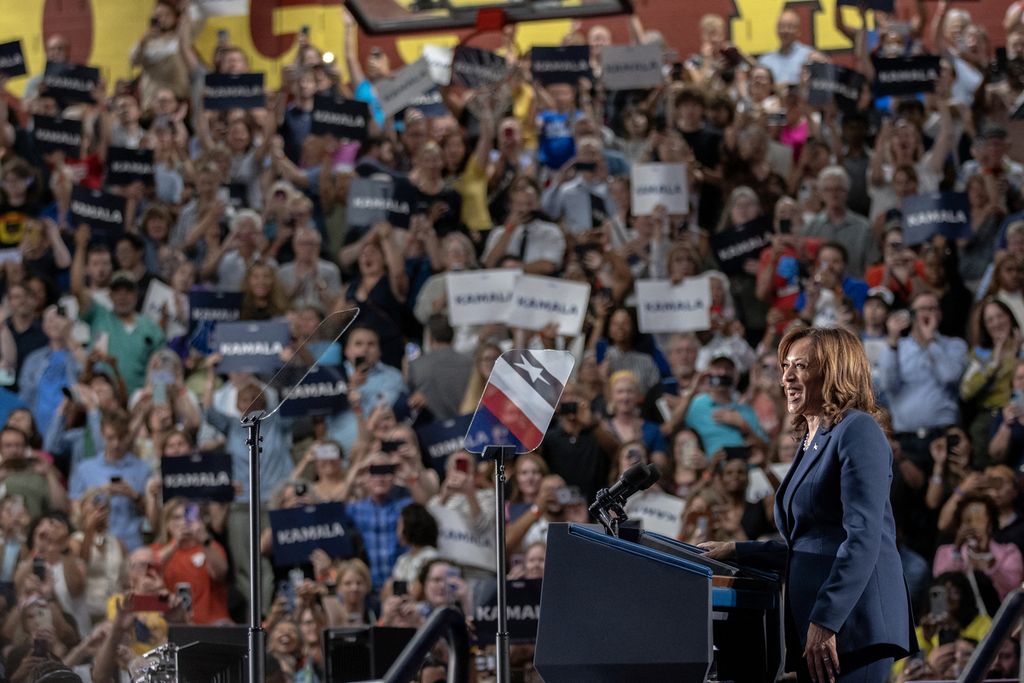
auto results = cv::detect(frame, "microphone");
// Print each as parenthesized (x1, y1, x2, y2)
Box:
(590, 463, 661, 513)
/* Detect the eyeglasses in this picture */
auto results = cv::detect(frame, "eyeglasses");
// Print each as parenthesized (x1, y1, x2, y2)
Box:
(886, 242, 904, 250)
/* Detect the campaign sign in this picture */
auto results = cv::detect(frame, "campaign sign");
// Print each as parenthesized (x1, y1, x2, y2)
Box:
(631, 163, 689, 215)
(710, 215, 772, 275)
(279, 366, 348, 418)
(213, 320, 290, 373)
(188, 290, 241, 324)
(376, 58, 434, 118)
(872, 55, 941, 97)
(42, 63, 99, 104)
(203, 73, 265, 110)
(601, 44, 664, 90)
(636, 278, 712, 334)
(474, 579, 543, 643)
(422, 44, 453, 86)
(511, 275, 590, 336)
(0, 41, 27, 78)
(311, 95, 370, 142)
(141, 279, 186, 339)
(531, 45, 591, 85)
(416, 414, 474, 475)
(807, 63, 865, 112)
(452, 46, 508, 88)
(346, 177, 407, 228)
(837, 0, 894, 10)
(161, 452, 234, 503)
(270, 502, 354, 567)
(446, 269, 519, 327)
(430, 504, 495, 571)
(70, 186, 125, 238)
(398, 87, 448, 120)
(901, 192, 971, 245)
(624, 490, 686, 537)
(106, 147, 154, 187)
(33, 116, 82, 157)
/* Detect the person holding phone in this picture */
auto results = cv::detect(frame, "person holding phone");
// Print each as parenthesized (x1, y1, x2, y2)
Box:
(701, 327, 917, 683)
(986, 358, 1024, 468)
(151, 497, 230, 624)
(426, 452, 495, 577)
(347, 455, 414, 591)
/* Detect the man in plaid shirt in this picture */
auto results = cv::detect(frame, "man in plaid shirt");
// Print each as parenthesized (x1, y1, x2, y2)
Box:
(347, 459, 414, 590)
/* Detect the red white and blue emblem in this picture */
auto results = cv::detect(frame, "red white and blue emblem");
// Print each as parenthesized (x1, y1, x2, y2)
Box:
(464, 349, 575, 454)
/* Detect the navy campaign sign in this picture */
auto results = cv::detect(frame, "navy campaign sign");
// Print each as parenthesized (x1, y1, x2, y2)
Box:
(33, 116, 82, 157)
(71, 186, 125, 239)
(42, 63, 99, 105)
(902, 192, 971, 245)
(203, 73, 265, 110)
(0, 41, 27, 78)
(161, 452, 234, 502)
(213, 320, 290, 374)
(106, 147, 155, 187)
(188, 291, 242, 324)
(279, 366, 349, 418)
(270, 502, 355, 567)
(311, 95, 370, 142)
(531, 45, 591, 85)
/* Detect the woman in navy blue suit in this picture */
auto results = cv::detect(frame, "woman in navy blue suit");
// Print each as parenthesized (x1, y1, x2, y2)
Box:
(700, 327, 917, 683)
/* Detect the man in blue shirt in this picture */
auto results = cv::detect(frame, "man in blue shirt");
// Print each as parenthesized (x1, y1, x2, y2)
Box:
(68, 409, 151, 551)
(684, 355, 766, 457)
(541, 136, 618, 236)
(326, 326, 407, 454)
(347, 455, 412, 591)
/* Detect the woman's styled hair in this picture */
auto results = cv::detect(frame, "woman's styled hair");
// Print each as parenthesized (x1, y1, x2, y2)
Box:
(777, 326, 885, 435)
(507, 452, 549, 503)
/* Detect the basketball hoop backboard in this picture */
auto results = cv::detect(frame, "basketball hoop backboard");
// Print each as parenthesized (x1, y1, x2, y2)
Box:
(347, 0, 633, 35)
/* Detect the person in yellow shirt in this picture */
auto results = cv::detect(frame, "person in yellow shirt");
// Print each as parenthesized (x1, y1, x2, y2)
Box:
(442, 103, 496, 233)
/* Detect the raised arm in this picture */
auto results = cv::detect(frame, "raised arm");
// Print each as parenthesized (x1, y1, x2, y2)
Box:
(341, 5, 365, 86)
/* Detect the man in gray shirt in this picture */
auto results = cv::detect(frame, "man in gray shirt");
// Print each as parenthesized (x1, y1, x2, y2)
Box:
(758, 9, 814, 85)
(803, 166, 875, 277)
(408, 315, 473, 420)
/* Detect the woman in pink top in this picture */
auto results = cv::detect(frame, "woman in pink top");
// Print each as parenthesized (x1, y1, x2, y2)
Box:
(933, 493, 1024, 599)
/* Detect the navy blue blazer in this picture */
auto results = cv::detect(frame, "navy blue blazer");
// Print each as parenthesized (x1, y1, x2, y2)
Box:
(736, 410, 918, 668)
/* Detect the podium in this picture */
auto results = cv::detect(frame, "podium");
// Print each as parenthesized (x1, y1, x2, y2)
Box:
(534, 523, 783, 683)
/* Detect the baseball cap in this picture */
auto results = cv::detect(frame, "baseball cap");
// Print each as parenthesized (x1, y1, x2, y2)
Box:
(866, 286, 894, 308)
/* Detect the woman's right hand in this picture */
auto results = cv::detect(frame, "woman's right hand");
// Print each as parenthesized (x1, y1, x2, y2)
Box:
(697, 540, 736, 560)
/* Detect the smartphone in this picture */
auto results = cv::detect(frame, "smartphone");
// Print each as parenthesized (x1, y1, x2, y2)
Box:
(380, 439, 402, 454)
(176, 583, 193, 613)
(929, 585, 948, 617)
(217, 29, 229, 45)
(353, 356, 368, 369)
(946, 434, 961, 452)
(153, 381, 167, 406)
(294, 482, 308, 497)
(779, 218, 792, 235)
(721, 46, 741, 67)
(369, 463, 397, 476)
(184, 503, 200, 524)
(393, 580, 408, 597)
(559, 401, 578, 416)
(110, 475, 123, 484)
(129, 593, 170, 613)
(455, 457, 470, 474)
(32, 638, 47, 657)
(1013, 389, 1024, 409)
(32, 557, 46, 580)
(574, 161, 597, 173)
(278, 580, 296, 614)
(300, 24, 310, 37)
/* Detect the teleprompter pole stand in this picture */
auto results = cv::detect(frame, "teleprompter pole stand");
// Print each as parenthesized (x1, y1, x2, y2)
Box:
(242, 411, 266, 683)
(484, 444, 516, 683)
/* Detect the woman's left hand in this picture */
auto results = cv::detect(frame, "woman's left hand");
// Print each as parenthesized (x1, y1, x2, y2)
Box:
(804, 622, 839, 683)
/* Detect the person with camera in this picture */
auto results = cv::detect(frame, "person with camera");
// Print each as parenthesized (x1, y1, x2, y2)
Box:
(926, 426, 974, 519)
(481, 177, 565, 276)
(0, 426, 69, 521)
(540, 382, 618, 504)
(684, 355, 766, 458)
(986, 358, 1024, 470)
(67, 487, 126, 626)
(427, 451, 495, 579)
(932, 493, 1023, 600)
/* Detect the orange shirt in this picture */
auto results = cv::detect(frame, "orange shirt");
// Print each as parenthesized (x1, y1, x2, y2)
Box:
(154, 541, 230, 625)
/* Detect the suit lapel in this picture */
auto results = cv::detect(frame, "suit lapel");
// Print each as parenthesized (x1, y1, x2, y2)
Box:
(782, 428, 832, 536)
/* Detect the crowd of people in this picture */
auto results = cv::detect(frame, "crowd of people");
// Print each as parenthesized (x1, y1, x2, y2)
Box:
(0, 0, 1023, 681)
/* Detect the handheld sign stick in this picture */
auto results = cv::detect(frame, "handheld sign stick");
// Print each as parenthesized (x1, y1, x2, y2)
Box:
(464, 349, 574, 683)
(239, 308, 359, 683)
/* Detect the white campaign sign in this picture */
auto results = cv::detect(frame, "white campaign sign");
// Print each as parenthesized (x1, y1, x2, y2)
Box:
(445, 268, 520, 327)
(141, 279, 187, 339)
(422, 44, 453, 86)
(430, 504, 495, 571)
(601, 44, 664, 90)
(631, 163, 689, 216)
(511, 275, 591, 336)
(635, 278, 711, 333)
(625, 490, 686, 537)
(376, 58, 434, 117)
